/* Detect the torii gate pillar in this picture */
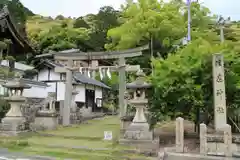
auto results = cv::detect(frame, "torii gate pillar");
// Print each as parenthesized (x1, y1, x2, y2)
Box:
(63, 59, 73, 126)
(119, 57, 126, 118)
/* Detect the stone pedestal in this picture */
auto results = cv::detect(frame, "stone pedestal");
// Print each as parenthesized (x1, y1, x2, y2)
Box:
(0, 79, 31, 136)
(119, 70, 158, 154)
(120, 115, 133, 135)
(124, 100, 152, 140)
(34, 110, 58, 130)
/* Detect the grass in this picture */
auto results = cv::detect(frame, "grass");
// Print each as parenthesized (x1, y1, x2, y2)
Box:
(0, 116, 152, 160)
(40, 116, 120, 138)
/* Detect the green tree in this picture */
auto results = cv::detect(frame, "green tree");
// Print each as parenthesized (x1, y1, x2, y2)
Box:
(55, 15, 65, 20)
(105, 0, 186, 51)
(149, 38, 240, 127)
(87, 6, 120, 51)
(73, 17, 90, 29)
(36, 24, 89, 52)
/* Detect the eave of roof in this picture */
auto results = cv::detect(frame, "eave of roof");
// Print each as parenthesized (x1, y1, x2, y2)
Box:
(73, 73, 110, 89)
(35, 60, 110, 89)
(0, 78, 48, 87)
(0, 6, 34, 53)
(35, 59, 64, 70)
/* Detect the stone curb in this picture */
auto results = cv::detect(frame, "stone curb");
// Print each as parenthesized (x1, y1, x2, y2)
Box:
(162, 147, 240, 160)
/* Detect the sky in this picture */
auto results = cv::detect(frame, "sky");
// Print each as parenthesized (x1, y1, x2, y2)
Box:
(20, 0, 240, 20)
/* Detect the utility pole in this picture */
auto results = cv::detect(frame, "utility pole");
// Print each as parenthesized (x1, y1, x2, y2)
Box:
(150, 34, 154, 76)
(220, 25, 224, 43)
(187, 0, 191, 42)
(217, 16, 230, 43)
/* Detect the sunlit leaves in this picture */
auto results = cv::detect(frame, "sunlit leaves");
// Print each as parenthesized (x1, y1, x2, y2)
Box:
(149, 37, 240, 126)
(35, 25, 89, 52)
(106, 0, 186, 50)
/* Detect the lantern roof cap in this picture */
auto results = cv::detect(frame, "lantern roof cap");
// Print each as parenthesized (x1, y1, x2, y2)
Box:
(126, 70, 151, 89)
(2, 77, 31, 89)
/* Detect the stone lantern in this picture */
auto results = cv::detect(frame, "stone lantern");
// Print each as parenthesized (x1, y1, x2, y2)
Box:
(1, 78, 31, 134)
(70, 89, 78, 124)
(71, 89, 78, 112)
(124, 69, 152, 140)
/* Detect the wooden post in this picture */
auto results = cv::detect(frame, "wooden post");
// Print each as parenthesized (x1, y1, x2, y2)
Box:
(63, 59, 73, 126)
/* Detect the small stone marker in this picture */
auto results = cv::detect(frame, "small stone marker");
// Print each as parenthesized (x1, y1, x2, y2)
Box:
(224, 124, 232, 157)
(104, 131, 113, 140)
(175, 117, 184, 153)
(212, 53, 227, 131)
(200, 123, 207, 155)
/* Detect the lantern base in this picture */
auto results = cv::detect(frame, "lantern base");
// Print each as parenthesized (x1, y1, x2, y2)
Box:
(0, 116, 26, 133)
(119, 139, 159, 155)
(124, 122, 153, 140)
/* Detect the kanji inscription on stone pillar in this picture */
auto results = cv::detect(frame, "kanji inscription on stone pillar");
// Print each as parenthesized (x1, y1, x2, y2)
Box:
(212, 53, 227, 131)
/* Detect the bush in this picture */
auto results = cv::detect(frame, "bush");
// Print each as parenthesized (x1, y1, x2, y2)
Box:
(0, 97, 10, 120)
(149, 39, 240, 127)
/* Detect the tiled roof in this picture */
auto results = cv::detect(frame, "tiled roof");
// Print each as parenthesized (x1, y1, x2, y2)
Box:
(37, 60, 110, 89)
(1, 78, 48, 87)
(0, 6, 34, 53)
(74, 73, 110, 89)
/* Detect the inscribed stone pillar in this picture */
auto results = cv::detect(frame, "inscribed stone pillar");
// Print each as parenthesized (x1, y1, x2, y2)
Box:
(200, 123, 207, 155)
(212, 53, 227, 131)
(63, 59, 73, 126)
(175, 117, 184, 153)
(118, 57, 126, 118)
(224, 124, 232, 157)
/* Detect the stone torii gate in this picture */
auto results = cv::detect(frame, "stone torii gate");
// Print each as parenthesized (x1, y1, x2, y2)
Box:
(54, 45, 148, 126)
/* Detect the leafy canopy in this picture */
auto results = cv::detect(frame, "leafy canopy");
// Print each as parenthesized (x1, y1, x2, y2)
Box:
(105, 0, 186, 50)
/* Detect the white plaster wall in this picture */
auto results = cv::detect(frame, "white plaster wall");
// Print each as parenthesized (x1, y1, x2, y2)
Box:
(95, 86, 103, 102)
(35, 69, 60, 81)
(50, 70, 60, 80)
(37, 69, 49, 81)
(75, 85, 85, 102)
(0, 85, 5, 96)
(23, 85, 48, 98)
(57, 82, 65, 101)
(46, 82, 56, 93)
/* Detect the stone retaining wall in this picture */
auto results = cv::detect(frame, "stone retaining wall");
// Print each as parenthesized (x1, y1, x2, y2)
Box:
(200, 123, 240, 157)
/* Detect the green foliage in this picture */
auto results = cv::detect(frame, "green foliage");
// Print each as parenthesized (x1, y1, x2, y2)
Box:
(5, 56, 15, 61)
(105, 0, 186, 50)
(0, 41, 7, 50)
(73, 17, 90, 29)
(86, 6, 120, 51)
(32, 24, 89, 53)
(0, 97, 10, 120)
(149, 38, 240, 126)
(55, 15, 65, 20)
